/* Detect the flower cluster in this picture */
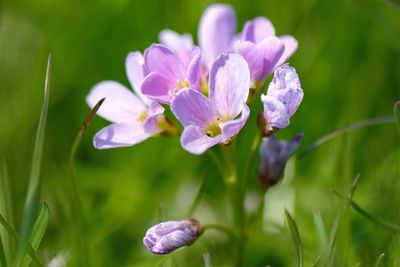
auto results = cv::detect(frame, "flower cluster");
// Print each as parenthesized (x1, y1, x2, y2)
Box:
(86, 4, 304, 155)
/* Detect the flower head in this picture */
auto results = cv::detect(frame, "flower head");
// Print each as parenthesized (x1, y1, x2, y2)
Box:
(86, 52, 165, 149)
(159, 29, 194, 68)
(140, 44, 201, 104)
(171, 53, 250, 154)
(143, 218, 203, 254)
(260, 64, 303, 135)
(259, 134, 303, 189)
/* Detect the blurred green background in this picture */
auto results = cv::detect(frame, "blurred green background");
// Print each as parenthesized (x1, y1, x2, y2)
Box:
(1, 0, 400, 266)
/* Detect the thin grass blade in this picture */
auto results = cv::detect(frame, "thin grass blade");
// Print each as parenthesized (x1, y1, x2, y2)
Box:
(285, 209, 304, 267)
(13, 54, 51, 267)
(0, 161, 13, 265)
(203, 253, 212, 267)
(373, 253, 385, 267)
(312, 256, 321, 267)
(394, 101, 400, 135)
(0, 215, 44, 267)
(21, 202, 49, 267)
(332, 189, 400, 232)
(68, 97, 105, 266)
(299, 116, 395, 158)
(0, 235, 7, 267)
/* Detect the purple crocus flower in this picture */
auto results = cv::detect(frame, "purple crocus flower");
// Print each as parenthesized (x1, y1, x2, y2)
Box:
(143, 218, 203, 254)
(86, 52, 164, 149)
(171, 53, 250, 155)
(238, 17, 298, 86)
(140, 44, 201, 104)
(260, 64, 303, 134)
(259, 133, 303, 189)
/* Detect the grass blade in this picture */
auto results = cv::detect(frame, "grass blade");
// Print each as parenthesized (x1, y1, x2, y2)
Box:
(285, 209, 304, 267)
(21, 202, 49, 267)
(332, 189, 400, 232)
(68, 97, 105, 266)
(13, 54, 51, 267)
(203, 253, 212, 267)
(394, 101, 400, 135)
(0, 235, 7, 267)
(0, 215, 44, 267)
(312, 256, 321, 267)
(373, 253, 385, 267)
(299, 116, 395, 158)
(0, 161, 13, 265)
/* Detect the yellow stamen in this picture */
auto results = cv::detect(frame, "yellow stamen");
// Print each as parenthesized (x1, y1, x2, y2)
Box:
(205, 116, 223, 137)
(136, 110, 148, 122)
(177, 79, 190, 89)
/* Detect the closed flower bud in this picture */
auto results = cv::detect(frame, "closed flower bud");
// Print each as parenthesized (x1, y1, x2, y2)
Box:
(259, 134, 303, 189)
(143, 218, 203, 254)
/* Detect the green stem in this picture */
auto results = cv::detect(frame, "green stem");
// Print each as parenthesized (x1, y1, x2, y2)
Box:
(202, 224, 236, 238)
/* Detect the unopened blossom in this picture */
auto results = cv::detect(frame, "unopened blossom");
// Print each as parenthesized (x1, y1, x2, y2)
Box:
(259, 134, 303, 189)
(260, 64, 303, 135)
(86, 52, 164, 149)
(141, 44, 201, 104)
(143, 218, 203, 254)
(171, 53, 250, 154)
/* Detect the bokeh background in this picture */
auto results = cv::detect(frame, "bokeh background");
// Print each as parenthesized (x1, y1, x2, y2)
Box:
(1, 0, 400, 266)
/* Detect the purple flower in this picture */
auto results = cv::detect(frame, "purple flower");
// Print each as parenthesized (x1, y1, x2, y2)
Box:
(198, 4, 236, 67)
(171, 53, 250, 154)
(143, 218, 203, 254)
(259, 134, 303, 189)
(238, 17, 298, 86)
(260, 64, 303, 134)
(141, 44, 201, 104)
(86, 52, 164, 149)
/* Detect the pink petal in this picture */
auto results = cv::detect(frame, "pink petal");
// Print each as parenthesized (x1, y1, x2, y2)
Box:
(186, 47, 202, 91)
(171, 89, 216, 127)
(242, 17, 275, 44)
(141, 72, 176, 104)
(86, 81, 146, 123)
(261, 94, 290, 129)
(180, 125, 224, 155)
(221, 104, 250, 140)
(159, 29, 193, 67)
(125, 51, 149, 104)
(276, 35, 298, 66)
(198, 4, 236, 66)
(258, 36, 284, 77)
(93, 123, 151, 149)
(209, 53, 250, 119)
(144, 44, 185, 81)
(238, 41, 265, 83)
(143, 101, 165, 134)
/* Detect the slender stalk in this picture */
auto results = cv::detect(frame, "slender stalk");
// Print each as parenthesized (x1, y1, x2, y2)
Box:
(299, 115, 395, 159)
(68, 98, 105, 266)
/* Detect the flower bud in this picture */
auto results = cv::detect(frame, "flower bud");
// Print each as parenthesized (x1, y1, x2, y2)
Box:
(259, 134, 303, 189)
(143, 218, 203, 254)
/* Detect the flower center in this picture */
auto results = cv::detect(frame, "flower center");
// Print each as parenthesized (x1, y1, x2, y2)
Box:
(205, 116, 223, 137)
(136, 110, 148, 122)
(170, 79, 190, 97)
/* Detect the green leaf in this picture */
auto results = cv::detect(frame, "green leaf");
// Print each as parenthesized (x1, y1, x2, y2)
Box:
(285, 209, 304, 267)
(394, 101, 400, 136)
(0, 161, 13, 266)
(13, 55, 51, 267)
(0, 215, 44, 267)
(21, 202, 49, 267)
(373, 253, 385, 267)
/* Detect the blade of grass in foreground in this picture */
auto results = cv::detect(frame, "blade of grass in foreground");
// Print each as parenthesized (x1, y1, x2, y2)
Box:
(13, 55, 51, 267)
(373, 253, 385, 267)
(332, 189, 400, 232)
(68, 97, 105, 266)
(0, 215, 43, 267)
(299, 116, 395, 158)
(285, 210, 304, 267)
(394, 101, 400, 135)
(21, 202, 49, 267)
(0, 161, 13, 266)
(0, 234, 7, 267)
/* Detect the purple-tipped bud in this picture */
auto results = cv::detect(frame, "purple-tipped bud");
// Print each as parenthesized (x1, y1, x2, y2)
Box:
(143, 218, 203, 254)
(267, 64, 303, 117)
(259, 134, 303, 189)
